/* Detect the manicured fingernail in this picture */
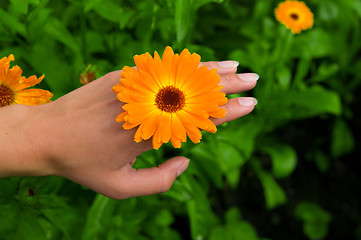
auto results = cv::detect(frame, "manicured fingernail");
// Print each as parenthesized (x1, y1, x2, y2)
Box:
(177, 159, 190, 177)
(238, 97, 258, 107)
(238, 73, 259, 82)
(218, 61, 239, 68)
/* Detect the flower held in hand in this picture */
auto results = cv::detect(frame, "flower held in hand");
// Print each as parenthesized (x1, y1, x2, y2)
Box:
(113, 46, 228, 149)
(0, 54, 53, 107)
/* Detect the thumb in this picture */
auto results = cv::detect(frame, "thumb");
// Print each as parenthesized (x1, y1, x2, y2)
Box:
(122, 156, 189, 198)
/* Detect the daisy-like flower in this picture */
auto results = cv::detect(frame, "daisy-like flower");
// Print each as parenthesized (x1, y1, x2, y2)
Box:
(275, 0, 314, 34)
(0, 54, 53, 107)
(113, 46, 228, 150)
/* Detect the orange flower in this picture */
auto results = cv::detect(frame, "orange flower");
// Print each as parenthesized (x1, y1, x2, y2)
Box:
(275, 0, 314, 34)
(0, 54, 53, 107)
(113, 46, 228, 149)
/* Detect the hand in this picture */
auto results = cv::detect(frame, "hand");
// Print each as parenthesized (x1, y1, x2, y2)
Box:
(24, 61, 258, 199)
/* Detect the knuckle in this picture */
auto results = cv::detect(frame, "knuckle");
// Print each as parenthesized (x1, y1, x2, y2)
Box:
(157, 174, 174, 194)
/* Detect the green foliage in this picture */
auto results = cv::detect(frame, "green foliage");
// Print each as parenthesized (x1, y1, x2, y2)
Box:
(295, 202, 332, 240)
(1, 0, 360, 239)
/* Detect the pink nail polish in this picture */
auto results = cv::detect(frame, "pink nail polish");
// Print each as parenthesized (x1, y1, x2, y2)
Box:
(177, 159, 190, 177)
(238, 73, 259, 82)
(238, 97, 258, 107)
(218, 61, 239, 68)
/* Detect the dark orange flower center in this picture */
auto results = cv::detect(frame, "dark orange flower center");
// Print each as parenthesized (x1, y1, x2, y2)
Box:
(155, 86, 186, 113)
(0, 84, 15, 107)
(290, 13, 299, 20)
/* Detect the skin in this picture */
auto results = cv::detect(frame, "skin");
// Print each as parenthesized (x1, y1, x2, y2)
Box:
(0, 61, 258, 199)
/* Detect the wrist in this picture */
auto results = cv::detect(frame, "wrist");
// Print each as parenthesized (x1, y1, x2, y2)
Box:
(0, 104, 56, 177)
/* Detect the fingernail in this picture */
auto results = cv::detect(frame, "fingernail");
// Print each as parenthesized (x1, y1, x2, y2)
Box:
(218, 61, 239, 68)
(238, 73, 259, 82)
(238, 97, 258, 107)
(177, 159, 190, 177)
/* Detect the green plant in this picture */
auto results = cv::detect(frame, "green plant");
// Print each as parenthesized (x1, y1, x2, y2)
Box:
(1, 0, 360, 239)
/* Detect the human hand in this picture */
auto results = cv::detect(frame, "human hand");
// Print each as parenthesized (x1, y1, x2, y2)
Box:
(27, 61, 258, 199)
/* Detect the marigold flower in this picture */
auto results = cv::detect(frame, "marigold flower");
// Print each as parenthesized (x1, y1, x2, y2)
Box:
(113, 46, 228, 149)
(275, 0, 314, 34)
(0, 54, 53, 107)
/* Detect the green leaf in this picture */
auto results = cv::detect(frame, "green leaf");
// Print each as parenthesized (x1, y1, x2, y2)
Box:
(0, 8, 27, 36)
(82, 194, 119, 240)
(227, 221, 259, 240)
(42, 202, 80, 240)
(260, 172, 287, 209)
(175, 0, 191, 44)
(190, 143, 224, 188)
(293, 57, 310, 89)
(0, 178, 20, 201)
(340, 0, 361, 17)
(192, 0, 223, 10)
(10, 0, 29, 14)
(43, 18, 80, 53)
(292, 29, 341, 58)
(153, 209, 174, 226)
(83, 0, 103, 12)
(186, 175, 218, 240)
(291, 86, 342, 117)
(276, 65, 291, 89)
(24, 43, 74, 96)
(295, 202, 332, 240)
(262, 143, 297, 179)
(252, 160, 287, 209)
(15, 207, 47, 240)
(210, 208, 260, 240)
(331, 118, 355, 158)
(314, 151, 331, 173)
(209, 226, 230, 240)
(0, 203, 18, 234)
(229, 49, 251, 69)
(311, 62, 339, 83)
(216, 142, 246, 188)
(271, 86, 342, 121)
(90, 0, 134, 28)
(225, 207, 241, 223)
(217, 116, 262, 159)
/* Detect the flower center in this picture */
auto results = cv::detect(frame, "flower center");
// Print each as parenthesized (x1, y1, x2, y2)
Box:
(0, 84, 15, 107)
(290, 13, 299, 20)
(155, 86, 186, 113)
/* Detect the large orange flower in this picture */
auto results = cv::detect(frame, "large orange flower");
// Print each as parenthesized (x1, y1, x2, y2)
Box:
(0, 54, 53, 107)
(113, 46, 228, 149)
(275, 0, 314, 34)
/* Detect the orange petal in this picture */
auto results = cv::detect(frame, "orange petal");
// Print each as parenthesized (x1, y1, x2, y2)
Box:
(152, 128, 164, 150)
(171, 136, 182, 148)
(14, 89, 52, 105)
(171, 114, 187, 142)
(13, 74, 45, 91)
(116, 111, 127, 122)
(176, 111, 202, 143)
(122, 121, 139, 130)
(140, 110, 161, 140)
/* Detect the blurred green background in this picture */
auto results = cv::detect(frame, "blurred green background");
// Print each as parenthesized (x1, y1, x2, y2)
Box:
(1, 0, 360, 239)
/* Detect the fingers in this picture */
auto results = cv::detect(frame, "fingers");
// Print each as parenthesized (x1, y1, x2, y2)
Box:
(220, 73, 259, 94)
(211, 97, 258, 126)
(114, 156, 189, 199)
(199, 60, 239, 75)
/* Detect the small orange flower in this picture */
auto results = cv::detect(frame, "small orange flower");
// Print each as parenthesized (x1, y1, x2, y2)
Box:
(113, 46, 228, 149)
(275, 0, 314, 34)
(0, 54, 53, 107)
